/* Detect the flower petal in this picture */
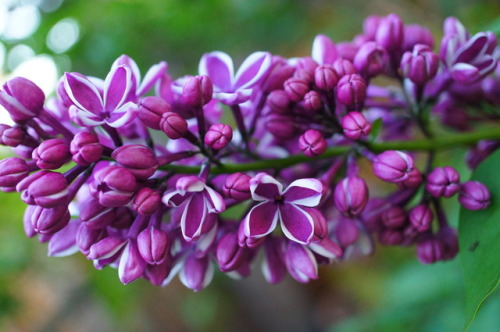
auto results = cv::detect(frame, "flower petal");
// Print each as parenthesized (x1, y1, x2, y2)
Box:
(283, 178, 323, 207)
(199, 51, 234, 91)
(244, 201, 279, 238)
(137, 61, 168, 96)
(106, 101, 139, 128)
(112, 55, 141, 90)
(118, 241, 146, 284)
(162, 191, 188, 207)
(203, 185, 226, 213)
(104, 66, 133, 112)
(308, 237, 343, 259)
(312, 34, 338, 65)
(233, 51, 272, 90)
(69, 105, 105, 127)
(64, 73, 103, 113)
(213, 90, 252, 105)
(180, 194, 208, 241)
(279, 204, 314, 244)
(250, 173, 283, 201)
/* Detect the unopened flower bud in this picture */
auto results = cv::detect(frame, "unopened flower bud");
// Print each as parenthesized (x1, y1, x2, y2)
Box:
(459, 181, 491, 210)
(381, 206, 407, 229)
(375, 13, 404, 52)
(160, 112, 188, 139)
(92, 165, 136, 207)
(402, 24, 435, 52)
(70, 132, 104, 166)
(80, 197, 116, 229)
(379, 229, 404, 245)
(400, 44, 439, 85)
(284, 241, 318, 283)
(298, 129, 327, 157)
(112, 144, 158, 180)
(314, 65, 339, 90)
(373, 150, 415, 183)
(238, 220, 265, 248)
(417, 237, 443, 264)
(0, 77, 45, 122)
(0, 157, 30, 192)
(216, 232, 248, 272)
(32, 138, 70, 170)
(334, 176, 369, 216)
(341, 111, 372, 139)
(409, 205, 433, 232)
(132, 187, 161, 216)
(333, 59, 356, 77)
(336, 74, 366, 109)
(182, 75, 213, 107)
(139, 96, 172, 130)
(204, 124, 233, 150)
(223, 172, 251, 201)
(76, 223, 106, 255)
(266, 113, 297, 139)
(17, 170, 68, 207)
(137, 226, 169, 265)
(398, 168, 423, 189)
(426, 166, 460, 198)
(0, 126, 25, 147)
(335, 219, 359, 247)
(179, 254, 214, 292)
(118, 241, 146, 285)
(353, 42, 388, 77)
(266, 90, 291, 114)
(30, 205, 71, 235)
(300, 91, 322, 112)
(284, 77, 309, 102)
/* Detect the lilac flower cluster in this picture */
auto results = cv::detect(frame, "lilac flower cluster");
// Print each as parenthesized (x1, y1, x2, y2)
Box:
(0, 14, 499, 290)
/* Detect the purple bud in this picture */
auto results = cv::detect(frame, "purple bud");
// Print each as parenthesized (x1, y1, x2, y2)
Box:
(223, 172, 251, 201)
(132, 187, 161, 216)
(409, 205, 433, 232)
(298, 129, 327, 157)
(23, 205, 37, 237)
(182, 75, 213, 107)
(437, 227, 459, 260)
(160, 112, 188, 139)
(0, 77, 45, 123)
(398, 169, 423, 189)
(112, 144, 158, 180)
(204, 123, 233, 150)
(139, 96, 172, 130)
(17, 170, 68, 207)
(373, 150, 415, 183)
(76, 223, 106, 255)
(137, 226, 169, 265)
(300, 90, 322, 113)
(30, 205, 71, 235)
(262, 56, 295, 92)
(118, 241, 146, 285)
(266, 90, 291, 114)
(32, 138, 70, 170)
(216, 232, 248, 272)
(341, 111, 372, 139)
(70, 132, 104, 166)
(459, 181, 491, 210)
(265, 113, 297, 139)
(238, 220, 265, 248)
(363, 15, 383, 40)
(375, 13, 404, 52)
(332, 59, 356, 77)
(353, 42, 388, 78)
(336, 74, 366, 109)
(284, 77, 310, 102)
(92, 165, 136, 207)
(111, 207, 134, 229)
(88, 236, 127, 260)
(379, 229, 404, 246)
(0, 157, 30, 192)
(400, 45, 439, 85)
(334, 219, 359, 248)
(426, 166, 461, 198)
(402, 24, 435, 52)
(179, 254, 214, 292)
(417, 236, 443, 264)
(0, 125, 25, 147)
(284, 241, 318, 283)
(314, 64, 339, 90)
(80, 197, 116, 229)
(334, 176, 369, 216)
(308, 207, 328, 242)
(381, 206, 407, 229)
(47, 221, 80, 257)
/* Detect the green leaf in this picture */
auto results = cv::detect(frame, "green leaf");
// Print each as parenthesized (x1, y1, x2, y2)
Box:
(459, 150, 500, 330)
(369, 117, 383, 142)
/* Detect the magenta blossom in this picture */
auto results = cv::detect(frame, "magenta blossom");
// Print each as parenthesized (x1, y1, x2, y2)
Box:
(162, 176, 226, 242)
(243, 173, 323, 245)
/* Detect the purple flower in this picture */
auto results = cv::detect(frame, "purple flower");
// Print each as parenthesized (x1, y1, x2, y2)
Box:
(353, 42, 388, 78)
(284, 241, 318, 283)
(132, 187, 161, 216)
(179, 253, 214, 292)
(182, 75, 213, 107)
(111, 144, 158, 180)
(204, 124, 233, 150)
(91, 165, 137, 207)
(0, 157, 30, 192)
(199, 51, 272, 105)
(223, 172, 252, 201)
(216, 232, 249, 272)
(243, 173, 323, 245)
(32, 138, 70, 170)
(426, 166, 461, 198)
(334, 176, 369, 217)
(64, 65, 139, 128)
(341, 111, 372, 139)
(118, 241, 147, 284)
(373, 150, 415, 183)
(70, 132, 104, 166)
(459, 181, 491, 210)
(298, 129, 327, 157)
(17, 170, 69, 208)
(314, 64, 339, 90)
(336, 74, 367, 109)
(160, 112, 188, 139)
(0, 77, 45, 123)
(400, 44, 440, 85)
(163, 176, 225, 242)
(138, 96, 172, 130)
(284, 77, 310, 102)
(311, 34, 338, 65)
(137, 226, 169, 265)
(48, 221, 80, 257)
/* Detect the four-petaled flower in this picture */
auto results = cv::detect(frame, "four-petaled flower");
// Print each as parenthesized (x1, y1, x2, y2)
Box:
(243, 173, 323, 245)
(162, 176, 226, 242)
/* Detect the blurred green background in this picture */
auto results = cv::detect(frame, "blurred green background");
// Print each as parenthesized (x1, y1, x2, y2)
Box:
(0, 0, 499, 331)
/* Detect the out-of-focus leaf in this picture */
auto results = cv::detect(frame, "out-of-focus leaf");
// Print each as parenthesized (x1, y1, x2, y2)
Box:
(369, 117, 383, 142)
(459, 150, 500, 330)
